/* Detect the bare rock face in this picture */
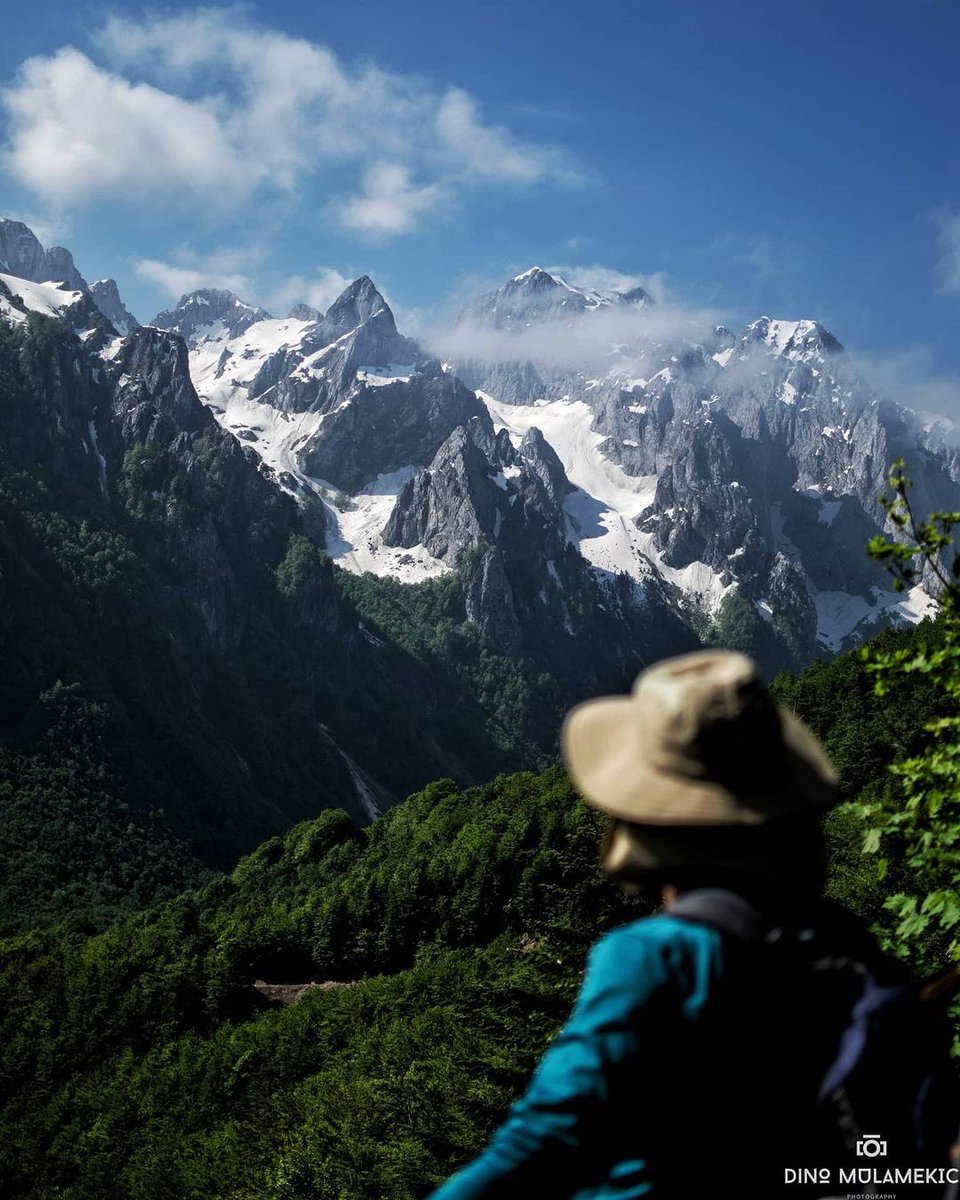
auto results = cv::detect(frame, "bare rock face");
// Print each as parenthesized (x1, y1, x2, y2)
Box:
(89, 279, 140, 335)
(299, 364, 490, 492)
(110, 327, 211, 437)
(288, 303, 321, 322)
(0, 219, 46, 281)
(454, 357, 546, 407)
(0, 218, 87, 290)
(42, 245, 86, 292)
(382, 422, 505, 563)
(461, 546, 523, 655)
(318, 275, 387, 338)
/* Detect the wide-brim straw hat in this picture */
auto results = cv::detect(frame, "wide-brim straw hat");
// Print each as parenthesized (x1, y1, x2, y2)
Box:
(561, 649, 838, 825)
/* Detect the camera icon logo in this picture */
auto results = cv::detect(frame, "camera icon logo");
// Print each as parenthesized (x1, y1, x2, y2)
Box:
(856, 1134, 887, 1158)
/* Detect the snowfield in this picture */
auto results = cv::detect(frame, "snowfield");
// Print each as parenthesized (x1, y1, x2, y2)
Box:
(480, 393, 729, 607)
(0, 274, 83, 322)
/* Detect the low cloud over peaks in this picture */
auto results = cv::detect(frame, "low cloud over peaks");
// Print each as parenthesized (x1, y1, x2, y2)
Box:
(432, 271, 723, 372)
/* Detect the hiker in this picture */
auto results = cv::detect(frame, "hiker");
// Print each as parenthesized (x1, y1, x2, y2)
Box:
(428, 649, 959, 1200)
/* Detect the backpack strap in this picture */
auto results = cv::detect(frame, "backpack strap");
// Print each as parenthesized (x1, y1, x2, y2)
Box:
(817, 978, 914, 1102)
(666, 888, 774, 943)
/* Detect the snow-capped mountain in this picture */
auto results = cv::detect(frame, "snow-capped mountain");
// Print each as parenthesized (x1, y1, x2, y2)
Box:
(444, 267, 953, 658)
(153, 288, 272, 345)
(3, 216, 957, 911)
(1, 219, 953, 673)
(0, 217, 134, 343)
(457, 265, 652, 330)
(152, 272, 690, 667)
(157, 262, 951, 666)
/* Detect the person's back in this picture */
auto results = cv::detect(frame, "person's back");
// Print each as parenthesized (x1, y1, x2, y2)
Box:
(428, 651, 960, 1199)
(432, 900, 916, 1198)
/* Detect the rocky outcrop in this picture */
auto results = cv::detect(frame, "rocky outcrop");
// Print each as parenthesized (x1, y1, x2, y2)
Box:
(109, 327, 211, 437)
(461, 546, 523, 654)
(382, 422, 505, 563)
(453, 356, 546, 406)
(152, 289, 273, 344)
(299, 363, 489, 491)
(0, 218, 87, 290)
(90, 279, 140, 335)
(288, 303, 321, 322)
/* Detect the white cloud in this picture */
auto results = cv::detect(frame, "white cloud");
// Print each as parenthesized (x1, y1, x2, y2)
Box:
(265, 268, 353, 316)
(936, 210, 960, 294)
(134, 245, 263, 301)
(3, 48, 249, 209)
(338, 163, 445, 238)
(135, 259, 251, 301)
(435, 89, 551, 183)
(433, 298, 723, 372)
(1, 9, 573, 237)
(848, 343, 960, 424)
(134, 244, 352, 316)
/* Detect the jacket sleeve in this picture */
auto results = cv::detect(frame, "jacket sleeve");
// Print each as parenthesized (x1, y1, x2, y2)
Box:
(425, 927, 673, 1199)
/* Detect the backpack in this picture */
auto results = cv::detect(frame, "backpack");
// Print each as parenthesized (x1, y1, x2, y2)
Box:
(669, 888, 960, 1191)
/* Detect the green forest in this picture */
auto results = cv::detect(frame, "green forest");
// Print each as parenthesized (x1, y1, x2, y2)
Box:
(2, 599, 959, 1199)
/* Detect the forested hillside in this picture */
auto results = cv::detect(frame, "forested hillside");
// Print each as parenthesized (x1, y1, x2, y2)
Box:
(1, 617, 957, 1200)
(0, 313, 584, 935)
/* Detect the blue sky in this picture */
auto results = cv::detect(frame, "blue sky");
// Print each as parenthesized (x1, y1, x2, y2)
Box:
(1, 0, 959, 411)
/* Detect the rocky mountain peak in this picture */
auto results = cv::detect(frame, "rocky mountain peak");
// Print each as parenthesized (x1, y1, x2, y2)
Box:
(518, 426, 569, 508)
(0, 217, 88, 292)
(319, 276, 394, 340)
(288, 303, 322, 322)
(456, 267, 656, 333)
(90, 279, 140, 336)
(108, 325, 212, 436)
(511, 266, 563, 288)
(457, 267, 591, 331)
(617, 285, 653, 306)
(151, 289, 273, 347)
(0, 219, 45, 280)
(42, 245, 86, 292)
(737, 315, 843, 361)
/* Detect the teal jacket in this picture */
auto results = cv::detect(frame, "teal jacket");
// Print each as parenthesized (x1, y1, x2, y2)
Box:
(427, 910, 850, 1200)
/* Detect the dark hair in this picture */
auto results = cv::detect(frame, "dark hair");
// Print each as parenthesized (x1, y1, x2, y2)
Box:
(602, 812, 827, 908)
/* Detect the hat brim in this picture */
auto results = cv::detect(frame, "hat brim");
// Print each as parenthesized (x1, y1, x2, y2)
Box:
(561, 694, 838, 825)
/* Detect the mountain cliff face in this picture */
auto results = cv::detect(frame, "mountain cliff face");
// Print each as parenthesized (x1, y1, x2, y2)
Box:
(88, 279, 140, 335)
(169, 274, 695, 686)
(165, 262, 953, 671)
(0, 240, 584, 928)
(2, 218, 957, 925)
(444, 270, 953, 661)
(0, 217, 87, 291)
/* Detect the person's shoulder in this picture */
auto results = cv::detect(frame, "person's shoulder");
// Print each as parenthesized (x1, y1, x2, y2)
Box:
(595, 911, 723, 952)
(586, 912, 722, 981)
